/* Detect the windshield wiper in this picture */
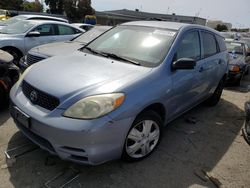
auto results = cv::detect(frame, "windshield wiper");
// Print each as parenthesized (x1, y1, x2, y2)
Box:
(102, 52, 140, 66)
(82, 47, 108, 58)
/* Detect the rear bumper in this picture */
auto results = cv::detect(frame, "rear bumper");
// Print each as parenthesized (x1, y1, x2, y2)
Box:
(226, 71, 243, 83)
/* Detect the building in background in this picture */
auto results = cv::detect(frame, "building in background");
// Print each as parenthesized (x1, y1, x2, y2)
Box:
(95, 9, 206, 26)
(207, 20, 232, 31)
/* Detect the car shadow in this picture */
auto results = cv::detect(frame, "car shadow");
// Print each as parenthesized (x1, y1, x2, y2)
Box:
(5, 99, 245, 187)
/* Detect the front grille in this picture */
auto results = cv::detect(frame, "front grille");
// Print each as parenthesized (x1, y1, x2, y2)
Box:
(22, 80, 60, 111)
(27, 53, 45, 65)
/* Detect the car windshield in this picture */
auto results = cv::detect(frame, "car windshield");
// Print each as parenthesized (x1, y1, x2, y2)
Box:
(74, 27, 109, 44)
(1, 15, 26, 26)
(86, 25, 176, 67)
(0, 20, 35, 34)
(226, 42, 244, 54)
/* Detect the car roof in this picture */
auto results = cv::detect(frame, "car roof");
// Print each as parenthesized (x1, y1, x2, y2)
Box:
(15, 14, 68, 23)
(22, 19, 85, 32)
(72, 23, 93, 26)
(93, 25, 112, 30)
(121, 21, 221, 35)
(121, 21, 188, 30)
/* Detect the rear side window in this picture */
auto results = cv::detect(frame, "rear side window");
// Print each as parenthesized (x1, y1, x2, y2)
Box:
(216, 35, 227, 52)
(176, 31, 201, 61)
(201, 32, 217, 58)
(58, 25, 76, 35)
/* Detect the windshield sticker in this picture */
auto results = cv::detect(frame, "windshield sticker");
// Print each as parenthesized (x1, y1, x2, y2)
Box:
(153, 30, 176, 36)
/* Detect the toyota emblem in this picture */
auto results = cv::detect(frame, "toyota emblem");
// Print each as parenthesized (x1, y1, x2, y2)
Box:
(30, 90, 38, 102)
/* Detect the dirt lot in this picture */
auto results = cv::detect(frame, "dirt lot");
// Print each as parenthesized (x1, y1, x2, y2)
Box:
(0, 76, 250, 188)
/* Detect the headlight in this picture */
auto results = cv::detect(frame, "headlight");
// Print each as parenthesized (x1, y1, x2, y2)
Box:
(63, 93, 125, 119)
(229, 65, 240, 72)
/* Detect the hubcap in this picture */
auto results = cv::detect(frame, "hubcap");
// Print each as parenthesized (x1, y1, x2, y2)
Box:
(126, 120, 160, 158)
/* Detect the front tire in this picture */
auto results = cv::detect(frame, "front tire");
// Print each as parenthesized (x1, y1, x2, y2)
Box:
(122, 111, 163, 162)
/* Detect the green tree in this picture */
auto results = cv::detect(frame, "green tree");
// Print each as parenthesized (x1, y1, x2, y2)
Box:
(0, 0, 24, 10)
(45, 0, 94, 22)
(45, 0, 64, 14)
(23, 1, 43, 12)
(215, 24, 228, 32)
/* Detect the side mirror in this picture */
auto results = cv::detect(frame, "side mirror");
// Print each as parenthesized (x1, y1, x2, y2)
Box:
(26, 31, 40, 37)
(172, 58, 196, 70)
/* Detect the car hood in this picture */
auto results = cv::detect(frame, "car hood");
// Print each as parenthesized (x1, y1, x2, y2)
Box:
(24, 51, 152, 103)
(30, 41, 84, 57)
(228, 53, 246, 66)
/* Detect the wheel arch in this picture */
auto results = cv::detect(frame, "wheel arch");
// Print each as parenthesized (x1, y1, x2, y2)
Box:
(136, 103, 166, 124)
(1, 46, 23, 58)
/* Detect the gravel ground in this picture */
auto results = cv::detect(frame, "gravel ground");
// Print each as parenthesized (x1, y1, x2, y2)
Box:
(0, 76, 249, 188)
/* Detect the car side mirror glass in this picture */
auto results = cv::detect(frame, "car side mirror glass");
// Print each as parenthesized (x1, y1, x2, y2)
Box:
(26, 31, 40, 37)
(172, 58, 196, 70)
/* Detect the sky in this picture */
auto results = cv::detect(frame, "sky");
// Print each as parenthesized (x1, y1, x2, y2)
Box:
(92, 0, 250, 28)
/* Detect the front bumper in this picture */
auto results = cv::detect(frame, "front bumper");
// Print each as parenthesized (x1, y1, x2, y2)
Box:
(242, 102, 250, 145)
(10, 89, 134, 165)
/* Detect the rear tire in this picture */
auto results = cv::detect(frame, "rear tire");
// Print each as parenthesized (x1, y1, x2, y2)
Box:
(122, 110, 163, 162)
(205, 77, 225, 106)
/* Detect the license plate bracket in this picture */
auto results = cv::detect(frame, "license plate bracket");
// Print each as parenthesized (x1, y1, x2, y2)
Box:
(14, 107, 30, 129)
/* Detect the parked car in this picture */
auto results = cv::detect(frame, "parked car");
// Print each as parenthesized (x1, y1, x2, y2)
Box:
(10, 21, 228, 165)
(220, 32, 241, 40)
(19, 26, 111, 71)
(242, 101, 250, 145)
(225, 40, 250, 85)
(0, 14, 68, 30)
(0, 20, 84, 64)
(0, 50, 19, 109)
(71, 23, 94, 31)
(0, 9, 11, 21)
(242, 37, 250, 52)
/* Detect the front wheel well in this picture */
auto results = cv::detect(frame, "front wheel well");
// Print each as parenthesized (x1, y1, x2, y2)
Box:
(1, 46, 23, 58)
(138, 103, 166, 123)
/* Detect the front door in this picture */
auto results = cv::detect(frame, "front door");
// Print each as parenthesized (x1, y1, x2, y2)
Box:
(169, 30, 205, 118)
(24, 24, 57, 54)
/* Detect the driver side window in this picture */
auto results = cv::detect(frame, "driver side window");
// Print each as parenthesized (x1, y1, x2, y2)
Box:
(176, 31, 201, 61)
(32, 24, 55, 36)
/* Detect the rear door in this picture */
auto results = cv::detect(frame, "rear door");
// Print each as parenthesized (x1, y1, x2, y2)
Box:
(200, 31, 224, 94)
(24, 24, 57, 54)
